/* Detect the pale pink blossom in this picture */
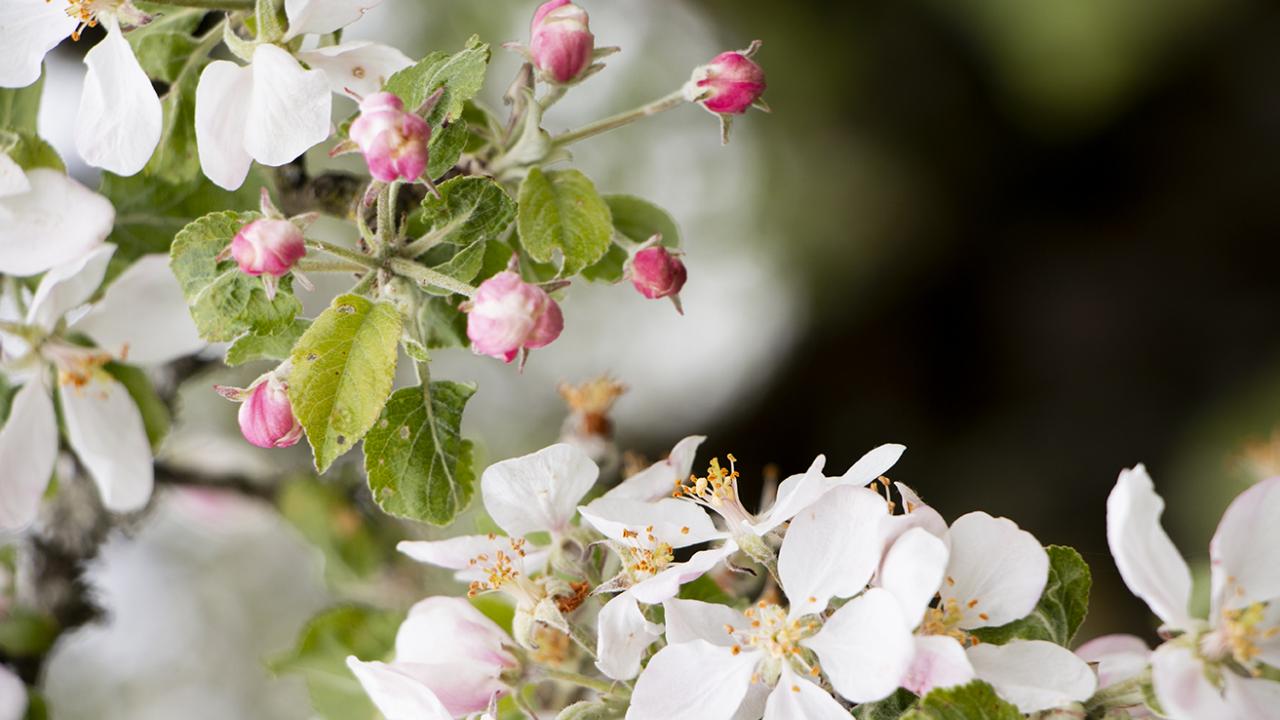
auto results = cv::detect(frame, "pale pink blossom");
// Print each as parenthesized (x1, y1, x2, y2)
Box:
(529, 0, 595, 84)
(231, 219, 306, 278)
(348, 92, 431, 183)
(464, 271, 564, 364)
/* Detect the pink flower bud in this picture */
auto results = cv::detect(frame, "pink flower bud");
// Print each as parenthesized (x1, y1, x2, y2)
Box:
(529, 0, 595, 84)
(690, 50, 767, 115)
(237, 375, 303, 449)
(629, 246, 687, 301)
(231, 218, 306, 277)
(349, 92, 432, 183)
(466, 271, 564, 363)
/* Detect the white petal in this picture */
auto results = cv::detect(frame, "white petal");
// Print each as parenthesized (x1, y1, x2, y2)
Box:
(0, 380, 57, 532)
(733, 684, 771, 720)
(26, 244, 115, 331)
(75, 254, 205, 365)
(944, 511, 1048, 629)
(0, 0, 74, 88)
(838, 443, 906, 486)
(59, 375, 153, 512)
(778, 485, 887, 618)
(396, 535, 542, 582)
(1223, 671, 1280, 720)
(625, 640, 756, 720)
(1209, 476, 1280, 612)
(395, 597, 514, 669)
(968, 640, 1097, 714)
(297, 40, 413, 98)
(901, 634, 975, 697)
(0, 663, 27, 720)
(804, 587, 913, 703)
(1075, 634, 1151, 689)
(605, 435, 705, 503)
(244, 44, 332, 167)
(662, 597, 747, 647)
(0, 169, 113, 277)
(629, 542, 737, 605)
(0, 153, 30, 198)
(749, 454, 827, 535)
(76, 20, 161, 175)
(595, 592, 664, 680)
(1149, 643, 1233, 720)
(763, 665, 850, 720)
(880, 481, 950, 552)
(880, 527, 949, 628)
(579, 497, 722, 548)
(284, 0, 382, 39)
(195, 60, 254, 191)
(1106, 465, 1194, 629)
(346, 658, 453, 720)
(481, 443, 598, 537)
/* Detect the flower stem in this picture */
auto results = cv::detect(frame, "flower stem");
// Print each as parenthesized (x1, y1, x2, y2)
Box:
(550, 90, 687, 148)
(386, 257, 476, 298)
(144, 0, 253, 10)
(542, 667, 619, 696)
(305, 239, 378, 268)
(295, 258, 367, 273)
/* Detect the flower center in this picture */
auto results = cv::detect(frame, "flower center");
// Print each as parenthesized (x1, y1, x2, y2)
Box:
(1209, 602, 1279, 672)
(675, 455, 754, 529)
(725, 602, 822, 685)
(42, 340, 115, 391)
(467, 534, 540, 606)
(57, 0, 122, 40)
(617, 525, 674, 582)
(919, 595, 976, 646)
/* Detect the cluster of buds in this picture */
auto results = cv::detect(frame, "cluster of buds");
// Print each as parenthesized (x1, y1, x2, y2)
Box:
(215, 364, 303, 449)
(463, 270, 564, 368)
(685, 40, 769, 143)
(222, 190, 314, 300)
(627, 241, 687, 313)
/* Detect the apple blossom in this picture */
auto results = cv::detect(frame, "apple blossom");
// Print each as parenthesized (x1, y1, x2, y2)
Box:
(215, 367, 304, 450)
(529, 0, 595, 85)
(685, 43, 768, 116)
(464, 271, 564, 365)
(296, 41, 414, 98)
(1106, 466, 1280, 719)
(348, 92, 433, 183)
(0, 164, 113, 277)
(1075, 634, 1153, 717)
(629, 245, 687, 312)
(232, 219, 307, 278)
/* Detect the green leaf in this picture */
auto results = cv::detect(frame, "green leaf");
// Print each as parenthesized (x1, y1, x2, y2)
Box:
(363, 382, 476, 525)
(0, 608, 58, 658)
(0, 73, 44, 132)
(103, 362, 171, 450)
(272, 605, 402, 720)
(422, 240, 487, 297)
(384, 35, 490, 125)
(556, 702, 613, 720)
(517, 168, 613, 276)
(289, 294, 402, 473)
(901, 681, 1022, 720)
(417, 176, 516, 249)
(170, 210, 301, 342)
(131, 31, 201, 84)
(853, 689, 918, 720)
(417, 295, 469, 349)
(970, 545, 1092, 647)
(604, 194, 681, 247)
(677, 575, 735, 605)
(580, 243, 628, 284)
(427, 119, 468, 180)
(0, 130, 64, 173)
(225, 319, 312, 366)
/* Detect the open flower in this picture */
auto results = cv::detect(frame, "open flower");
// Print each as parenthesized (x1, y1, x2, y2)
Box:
(347, 596, 517, 720)
(1106, 466, 1280, 718)
(0, 0, 161, 175)
(0, 161, 113, 277)
(0, 245, 205, 530)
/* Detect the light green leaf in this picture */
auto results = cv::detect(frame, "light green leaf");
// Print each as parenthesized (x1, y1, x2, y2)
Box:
(363, 382, 476, 525)
(0, 130, 64, 173)
(426, 119, 468, 180)
(422, 240, 487, 297)
(417, 175, 516, 249)
(556, 702, 613, 720)
(580, 243, 628, 284)
(103, 362, 171, 450)
(272, 605, 402, 720)
(901, 681, 1022, 720)
(0, 608, 58, 658)
(130, 31, 201, 84)
(852, 689, 918, 720)
(970, 545, 1092, 647)
(384, 35, 490, 125)
(289, 294, 402, 473)
(417, 296, 469, 350)
(677, 575, 735, 605)
(604, 194, 681, 247)
(0, 73, 44, 132)
(225, 319, 311, 366)
(144, 42, 214, 181)
(517, 167, 613, 276)
(169, 210, 301, 342)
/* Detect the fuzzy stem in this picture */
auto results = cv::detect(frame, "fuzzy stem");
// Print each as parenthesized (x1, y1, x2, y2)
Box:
(144, 0, 253, 10)
(305, 239, 378, 268)
(295, 258, 368, 273)
(550, 90, 687, 148)
(542, 667, 619, 696)
(386, 257, 477, 297)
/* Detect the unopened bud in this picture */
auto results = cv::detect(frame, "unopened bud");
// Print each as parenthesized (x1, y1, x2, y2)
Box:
(465, 271, 564, 365)
(530, 0, 595, 85)
(686, 45, 767, 115)
(231, 218, 306, 277)
(348, 92, 432, 183)
(629, 246, 687, 303)
(217, 371, 303, 449)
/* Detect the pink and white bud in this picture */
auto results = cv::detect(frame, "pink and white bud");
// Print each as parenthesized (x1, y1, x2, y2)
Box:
(216, 372, 303, 449)
(348, 92, 432, 183)
(465, 271, 564, 364)
(629, 246, 687, 302)
(231, 218, 306, 277)
(687, 47, 767, 115)
(529, 0, 595, 84)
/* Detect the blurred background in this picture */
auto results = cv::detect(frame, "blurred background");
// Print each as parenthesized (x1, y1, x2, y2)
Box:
(25, 0, 1280, 716)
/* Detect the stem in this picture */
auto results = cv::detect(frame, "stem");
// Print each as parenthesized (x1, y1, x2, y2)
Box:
(144, 0, 253, 10)
(542, 667, 618, 696)
(374, 181, 399, 253)
(550, 90, 687, 148)
(305, 239, 378, 268)
(386, 257, 477, 298)
(295, 258, 367, 274)
(512, 688, 539, 719)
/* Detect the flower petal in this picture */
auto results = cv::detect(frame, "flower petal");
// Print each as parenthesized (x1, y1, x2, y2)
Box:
(0, 152, 30, 198)
(880, 527, 949, 628)
(59, 375, 153, 512)
(626, 640, 756, 720)
(395, 597, 514, 670)
(778, 485, 887, 618)
(0, 0, 74, 88)
(284, 0, 382, 39)
(749, 454, 826, 535)
(25, 243, 115, 331)
(805, 587, 913, 703)
(944, 511, 1048, 629)
(346, 658, 453, 720)
(880, 482, 950, 552)
(838, 443, 907, 486)
(0, 663, 27, 720)
(244, 44, 332, 167)
(396, 535, 543, 582)
(1106, 465, 1194, 629)
(74, 254, 205, 365)
(1075, 634, 1151, 689)
(901, 634, 975, 697)
(0, 379, 57, 532)
(1209, 476, 1280, 612)
(605, 435, 705, 503)
(595, 592, 664, 680)
(629, 542, 737, 605)
(1222, 671, 1280, 720)
(0, 169, 113, 277)
(1149, 643, 1233, 720)
(763, 664, 851, 720)
(579, 496, 722, 548)
(481, 443, 598, 537)
(297, 40, 413, 98)
(76, 20, 161, 175)
(968, 640, 1097, 714)
(393, 660, 506, 717)
(195, 60, 254, 190)
(662, 597, 747, 647)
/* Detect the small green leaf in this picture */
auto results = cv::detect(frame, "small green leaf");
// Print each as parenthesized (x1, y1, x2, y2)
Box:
(272, 605, 402, 720)
(416, 176, 516, 249)
(131, 31, 201, 84)
(169, 210, 301, 342)
(0, 130, 64, 173)
(363, 382, 476, 525)
(289, 294, 402, 473)
(677, 575, 735, 605)
(555, 701, 613, 720)
(0, 608, 58, 658)
(384, 35, 490, 124)
(426, 119, 468, 180)
(517, 167, 613, 276)
(0, 73, 44, 132)
(901, 681, 1022, 720)
(417, 296, 469, 350)
(853, 689, 918, 720)
(970, 545, 1092, 647)
(604, 194, 681, 247)
(225, 319, 312, 366)
(580, 243, 628, 284)
(103, 362, 171, 450)
(422, 240, 487, 297)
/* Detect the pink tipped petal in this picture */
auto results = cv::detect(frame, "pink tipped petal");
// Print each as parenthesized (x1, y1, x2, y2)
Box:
(779, 485, 888, 618)
(901, 634, 975, 697)
(1075, 634, 1152, 689)
(967, 640, 1097, 714)
(626, 640, 757, 720)
(76, 20, 161, 176)
(231, 218, 306, 277)
(480, 443, 598, 537)
(805, 588, 913, 703)
(595, 592, 664, 681)
(236, 377, 302, 448)
(0, 380, 57, 532)
(395, 597, 515, 670)
(529, 1, 594, 84)
(1150, 644, 1233, 720)
(763, 664, 852, 720)
(466, 272, 563, 361)
(1106, 465, 1194, 630)
(1209, 476, 1280, 612)
(346, 658, 453, 720)
(944, 511, 1048, 629)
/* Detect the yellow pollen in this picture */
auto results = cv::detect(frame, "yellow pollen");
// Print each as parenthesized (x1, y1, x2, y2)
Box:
(1220, 603, 1277, 671)
(675, 455, 741, 506)
(920, 597, 975, 646)
(465, 537, 528, 597)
